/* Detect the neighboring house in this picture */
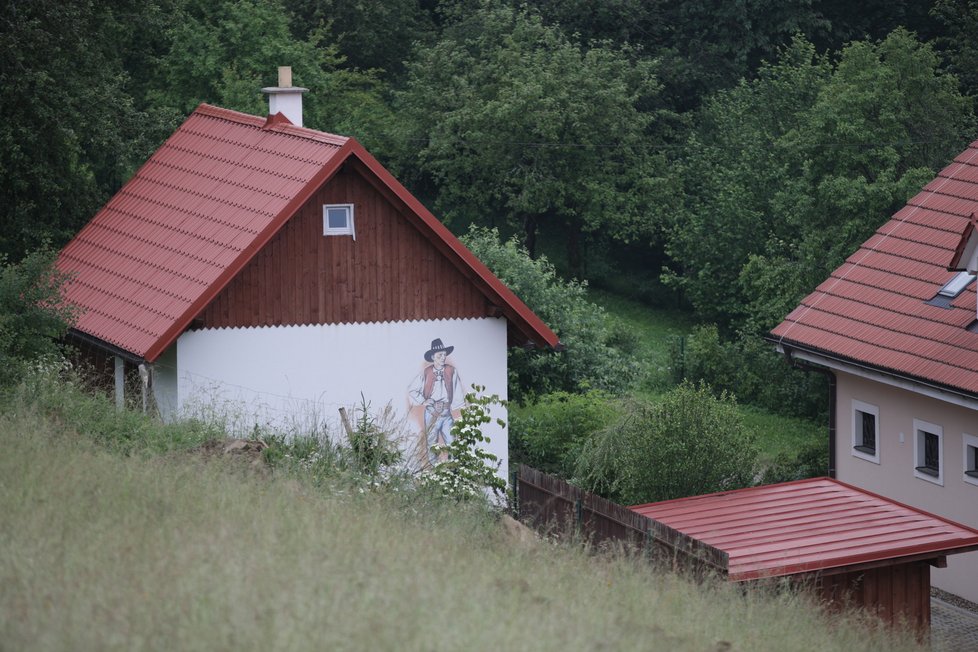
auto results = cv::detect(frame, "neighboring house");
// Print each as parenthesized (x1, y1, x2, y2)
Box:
(57, 69, 560, 476)
(769, 140, 978, 603)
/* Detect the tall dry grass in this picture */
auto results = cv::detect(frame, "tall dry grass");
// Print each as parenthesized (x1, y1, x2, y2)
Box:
(1, 404, 924, 651)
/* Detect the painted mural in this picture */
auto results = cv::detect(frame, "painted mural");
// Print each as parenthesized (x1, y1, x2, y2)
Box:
(407, 338, 465, 469)
(164, 318, 509, 479)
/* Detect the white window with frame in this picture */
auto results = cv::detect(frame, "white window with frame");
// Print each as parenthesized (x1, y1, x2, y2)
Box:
(964, 432, 978, 487)
(913, 419, 943, 486)
(323, 203, 355, 239)
(851, 400, 880, 464)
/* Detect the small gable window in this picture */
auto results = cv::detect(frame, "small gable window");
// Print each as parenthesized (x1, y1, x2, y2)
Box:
(964, 433, 978, 486)
(913, 419, 943, 485)
(323, 204, 355, 239)
(851, 400, 879, 464)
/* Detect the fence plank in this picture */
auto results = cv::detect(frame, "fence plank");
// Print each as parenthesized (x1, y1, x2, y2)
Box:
(516, 465, 729, 576)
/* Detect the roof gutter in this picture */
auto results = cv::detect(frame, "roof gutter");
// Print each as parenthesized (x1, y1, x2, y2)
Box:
(66, 328, 145, 365)
(765, 335, 978, 411)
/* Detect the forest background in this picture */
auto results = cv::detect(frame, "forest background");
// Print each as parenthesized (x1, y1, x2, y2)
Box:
(5, 0, 978, 502)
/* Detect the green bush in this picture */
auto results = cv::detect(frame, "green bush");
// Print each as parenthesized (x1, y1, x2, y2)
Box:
(462, 226, 638, 401)
(509, 390, 616, 477)
(0, 250, 76, 388)
(760, 436, 829, 484)
(673, 325, 828, 421)
(575, 382, 758, 505)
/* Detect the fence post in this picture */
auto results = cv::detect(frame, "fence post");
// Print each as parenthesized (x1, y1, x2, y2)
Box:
(511, 468, 519, 519)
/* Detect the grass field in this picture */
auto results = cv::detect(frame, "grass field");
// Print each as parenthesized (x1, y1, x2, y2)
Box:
(0, 399, 922, 652)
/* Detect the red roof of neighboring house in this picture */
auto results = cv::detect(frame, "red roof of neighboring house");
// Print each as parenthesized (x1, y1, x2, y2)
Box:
(769, 140, 978, 397)
(631, 478, 978, 581)
(58, 104, 560, 361)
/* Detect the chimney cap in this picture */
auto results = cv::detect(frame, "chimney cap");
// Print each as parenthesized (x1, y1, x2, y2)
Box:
(261, 65, 308, 94)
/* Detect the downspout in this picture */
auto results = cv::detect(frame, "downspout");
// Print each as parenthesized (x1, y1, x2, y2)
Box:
(782, 346, 837, 479)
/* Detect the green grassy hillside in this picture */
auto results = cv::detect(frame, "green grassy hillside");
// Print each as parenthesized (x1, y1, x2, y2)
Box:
(1, 386, 920, 651)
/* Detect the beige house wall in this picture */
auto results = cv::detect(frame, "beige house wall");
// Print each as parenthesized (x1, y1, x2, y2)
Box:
(836, 371, 978, 603)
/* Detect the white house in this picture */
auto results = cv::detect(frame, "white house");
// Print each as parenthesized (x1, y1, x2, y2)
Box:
(770, 139, 978, 603)
(57, 69, 560, 475)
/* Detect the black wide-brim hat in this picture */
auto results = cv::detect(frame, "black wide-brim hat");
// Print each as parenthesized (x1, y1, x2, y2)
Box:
(424, 338, 454, 362)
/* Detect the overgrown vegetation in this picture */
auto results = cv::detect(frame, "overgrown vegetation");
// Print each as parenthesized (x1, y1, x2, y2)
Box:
(423, 386, 508, 500)
(0, 251, 76, 387)
(0, 380, 925, 652)
(462, 226, 638, 401)
(574, 382, 759, 506)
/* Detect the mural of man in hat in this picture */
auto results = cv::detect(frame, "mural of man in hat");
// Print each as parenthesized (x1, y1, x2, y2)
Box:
(408, 338, 464, 468)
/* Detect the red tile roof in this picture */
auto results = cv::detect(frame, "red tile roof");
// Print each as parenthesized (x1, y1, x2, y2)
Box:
(58, 104, 560, 361)
(631, 478, 978, 581)
(770, 140, 978, 396)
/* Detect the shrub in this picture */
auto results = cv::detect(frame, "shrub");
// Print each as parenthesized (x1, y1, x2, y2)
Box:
(509, 390, 616, 477)
(0, 250, 76, 388)
(462, 226, 638, 402)
(422, 386, 507, 501)
(574, 382, 758, 505)
(673, 324, 828, 421)
(760, 436, 829, 484)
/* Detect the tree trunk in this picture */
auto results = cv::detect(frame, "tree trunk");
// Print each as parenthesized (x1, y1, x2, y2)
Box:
(566, 227, 583, 278)
(523, 214, 538, 258)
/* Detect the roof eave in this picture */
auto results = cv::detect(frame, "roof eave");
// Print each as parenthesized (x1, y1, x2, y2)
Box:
(765, 333, 978, 407)
(343, 140, 562, 351)
(66, 328, 145, 364)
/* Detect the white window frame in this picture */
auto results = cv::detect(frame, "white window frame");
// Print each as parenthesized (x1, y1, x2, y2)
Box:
(964, 432, 978, 487)
(323, 203, 355, 239)
(851, 400, 880, 464)
(913, 419, 943, 486)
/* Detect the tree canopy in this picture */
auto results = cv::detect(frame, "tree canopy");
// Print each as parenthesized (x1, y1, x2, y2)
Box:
(394, 1, 675, 268)
(5, 0, 978, 410)
(665, 30, 973, 333)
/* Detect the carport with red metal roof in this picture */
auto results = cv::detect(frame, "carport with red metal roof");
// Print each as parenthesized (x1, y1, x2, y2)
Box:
(631, 477, 978, 634)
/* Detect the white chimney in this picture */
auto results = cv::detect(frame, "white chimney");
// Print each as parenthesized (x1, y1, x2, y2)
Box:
(261, 66, 308, 127)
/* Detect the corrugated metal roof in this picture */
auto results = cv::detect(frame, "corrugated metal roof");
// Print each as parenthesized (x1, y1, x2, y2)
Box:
(58, 104, 560, 361)
(631, 478, 978, 581)
(770, 140, 978, 396)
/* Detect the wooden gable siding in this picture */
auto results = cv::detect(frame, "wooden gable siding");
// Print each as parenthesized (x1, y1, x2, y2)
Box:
(198, 164, 490, 328)
(814, 561, 931, 635)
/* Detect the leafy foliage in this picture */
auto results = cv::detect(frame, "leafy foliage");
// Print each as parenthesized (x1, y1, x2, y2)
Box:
(0, 251, 77, 387)
(462, 226, 637, 400)
(575, 382, 758, 505)
(0, 0, 172, 259)
(394, 1, 674, 265)
(150, 0, 395, 152)
(422, 386, 507, 500)
(509, 390, 616, 477)
(760, 435, 829, 484)
(666, 31, 974, 334)
(673, 325, 828, 421)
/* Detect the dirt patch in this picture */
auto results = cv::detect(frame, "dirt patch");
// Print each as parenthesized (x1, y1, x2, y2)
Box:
(188, 438, 270, 474)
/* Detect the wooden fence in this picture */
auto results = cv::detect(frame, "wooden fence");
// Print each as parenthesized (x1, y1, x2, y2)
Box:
(515, 464, 728, 577)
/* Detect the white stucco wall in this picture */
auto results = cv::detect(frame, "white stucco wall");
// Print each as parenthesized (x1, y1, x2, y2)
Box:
(171, 317, 510, 478)
(152, 344, 179, 423)
(836, 371, 978, 602)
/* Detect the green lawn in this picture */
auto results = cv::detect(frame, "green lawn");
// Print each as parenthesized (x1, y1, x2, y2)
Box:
(589, 288, 695, 389)
(739, 405, 824, 465)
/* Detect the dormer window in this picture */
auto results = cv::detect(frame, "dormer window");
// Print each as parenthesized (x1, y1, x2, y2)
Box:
(925, 271, 975, 308)
(937, 271, 975, 298)
(324, 204, 355, 239)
